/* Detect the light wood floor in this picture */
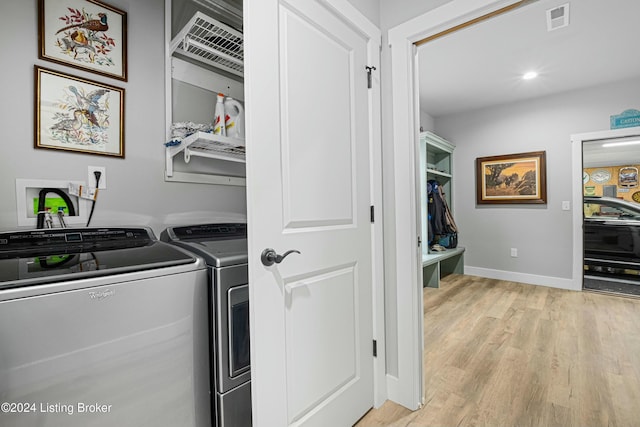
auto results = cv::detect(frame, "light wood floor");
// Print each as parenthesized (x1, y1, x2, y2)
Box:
(356, 274, 640, 427)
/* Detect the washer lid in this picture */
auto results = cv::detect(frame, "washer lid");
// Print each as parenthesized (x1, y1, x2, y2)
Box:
(0, 228, 198, 289)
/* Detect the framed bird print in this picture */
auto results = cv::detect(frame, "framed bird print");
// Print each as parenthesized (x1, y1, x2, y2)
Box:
(38, 0, 127, 81)
(35, 66, 125, 158)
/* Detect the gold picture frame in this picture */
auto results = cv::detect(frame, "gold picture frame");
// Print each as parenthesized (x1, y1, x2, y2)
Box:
(35, 66, 125, 158)
(38, 0, 128, 81)
(476, 151, 547, 204)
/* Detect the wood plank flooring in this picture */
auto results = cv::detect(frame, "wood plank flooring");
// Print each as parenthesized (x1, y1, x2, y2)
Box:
(356, 274, 640, 427)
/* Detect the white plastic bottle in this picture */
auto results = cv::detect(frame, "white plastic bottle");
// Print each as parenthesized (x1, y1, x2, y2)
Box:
(213, 93, 226, 136)
(224, 97, 245, 139)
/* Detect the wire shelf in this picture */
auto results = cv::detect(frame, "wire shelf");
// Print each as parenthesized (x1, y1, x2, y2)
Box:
(171, 11, 243, 77)
(185, 136, 246, 163)
(166, 131, 246, 179)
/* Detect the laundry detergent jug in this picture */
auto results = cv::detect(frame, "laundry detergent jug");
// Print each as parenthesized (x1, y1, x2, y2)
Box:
(224, 97, 245, 139)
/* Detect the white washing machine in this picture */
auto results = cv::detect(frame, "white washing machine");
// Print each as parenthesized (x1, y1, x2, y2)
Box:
(0, 227, 211, 427)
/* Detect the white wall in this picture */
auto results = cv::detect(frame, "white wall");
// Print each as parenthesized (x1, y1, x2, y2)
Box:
(435, 76, 640, 283)
(0, 0, 247, 236)
(420, 110, 435, 132)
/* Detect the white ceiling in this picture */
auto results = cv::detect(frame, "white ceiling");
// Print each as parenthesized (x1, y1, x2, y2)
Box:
(582, 137, 640, 168)
(417, 0, 640, 118)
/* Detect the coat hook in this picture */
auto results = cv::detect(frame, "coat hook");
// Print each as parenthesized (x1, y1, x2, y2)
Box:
(365, 66, 377, 88)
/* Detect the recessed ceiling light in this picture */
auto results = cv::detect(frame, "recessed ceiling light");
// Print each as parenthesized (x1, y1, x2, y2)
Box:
(602, 140, 640, 148)
(522, 71, 538, 80)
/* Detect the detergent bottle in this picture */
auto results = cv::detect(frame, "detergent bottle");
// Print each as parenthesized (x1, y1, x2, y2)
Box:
(224, 97, 245, 139)
(213, 93, 226, 136)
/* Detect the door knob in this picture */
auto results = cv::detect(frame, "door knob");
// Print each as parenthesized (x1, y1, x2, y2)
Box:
(261, 248, 301, 266)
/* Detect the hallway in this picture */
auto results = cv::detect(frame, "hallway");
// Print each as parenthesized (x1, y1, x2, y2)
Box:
(357, 275, 640, 426)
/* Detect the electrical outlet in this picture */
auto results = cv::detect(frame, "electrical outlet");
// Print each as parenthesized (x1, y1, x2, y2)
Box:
(88, 166, 106, 189)
(510, 248, 518, 257)
(562, 200, 571, 211)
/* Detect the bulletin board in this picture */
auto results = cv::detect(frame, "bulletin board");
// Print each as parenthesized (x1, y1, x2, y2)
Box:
(583, 165, 640, 203)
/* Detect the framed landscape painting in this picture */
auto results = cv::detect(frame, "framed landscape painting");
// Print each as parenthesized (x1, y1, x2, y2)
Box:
(38, 0, 127, 81)
(35, 66, 125, 158)
(476, 151, 547, 204)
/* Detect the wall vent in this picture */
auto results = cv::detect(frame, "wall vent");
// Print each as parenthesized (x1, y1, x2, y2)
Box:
(547, 3, 570, 31)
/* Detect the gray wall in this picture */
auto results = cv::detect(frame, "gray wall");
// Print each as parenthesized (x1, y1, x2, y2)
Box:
(380, 0, 449, 30)
(0, 0, 247, 236)
(435, 76, 640, 279)
(420, 110, 435, 132)
(347, 0, 380, 26)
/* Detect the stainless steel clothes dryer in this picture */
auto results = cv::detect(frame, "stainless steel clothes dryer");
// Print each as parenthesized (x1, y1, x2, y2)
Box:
(160, 223, 251, 427)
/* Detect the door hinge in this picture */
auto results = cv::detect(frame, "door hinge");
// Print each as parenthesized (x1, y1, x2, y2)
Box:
(418, 235, 422, 247)
(365, 65, 376, 89)
(370, 205, 375, 223)
(373, 339, 377, 357)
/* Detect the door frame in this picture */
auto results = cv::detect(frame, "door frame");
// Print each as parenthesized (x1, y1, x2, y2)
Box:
(570, 127, 640, 291)
(387, 0, 529, 409)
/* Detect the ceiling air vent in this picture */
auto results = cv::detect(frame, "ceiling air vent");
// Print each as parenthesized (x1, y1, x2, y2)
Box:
(546, 3, 570, 31)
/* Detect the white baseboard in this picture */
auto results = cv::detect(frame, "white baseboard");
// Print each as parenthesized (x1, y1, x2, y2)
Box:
(464, 266, 580, 291)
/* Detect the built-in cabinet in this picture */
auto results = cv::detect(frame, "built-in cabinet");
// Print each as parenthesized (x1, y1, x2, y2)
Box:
(419, 131, 454, 248)
(418, 131, 464, 288)
(164, 0, 245, 186)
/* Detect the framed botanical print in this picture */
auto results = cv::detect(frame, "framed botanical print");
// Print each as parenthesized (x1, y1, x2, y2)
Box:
(35, 66, 125, 158)
(38, 0, 127, 81)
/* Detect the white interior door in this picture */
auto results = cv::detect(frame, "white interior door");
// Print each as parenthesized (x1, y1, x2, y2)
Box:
(244, 0, 377, 425)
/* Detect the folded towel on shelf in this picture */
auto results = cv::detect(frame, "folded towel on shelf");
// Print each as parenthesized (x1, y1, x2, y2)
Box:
(165, 122, 213, 147)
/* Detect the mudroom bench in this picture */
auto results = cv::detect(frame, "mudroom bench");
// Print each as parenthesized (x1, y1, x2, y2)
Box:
(422, 247, 465, 288)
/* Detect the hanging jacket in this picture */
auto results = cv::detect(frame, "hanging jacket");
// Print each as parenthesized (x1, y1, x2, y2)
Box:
(427, 182, 434, 244)
(428, 180, 449, 235)
(438, 185, 457, 233)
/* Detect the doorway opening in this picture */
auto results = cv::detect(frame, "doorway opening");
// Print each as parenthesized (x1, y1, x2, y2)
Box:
(582, 134, 640, 296)
(390, 0, 640, 410)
